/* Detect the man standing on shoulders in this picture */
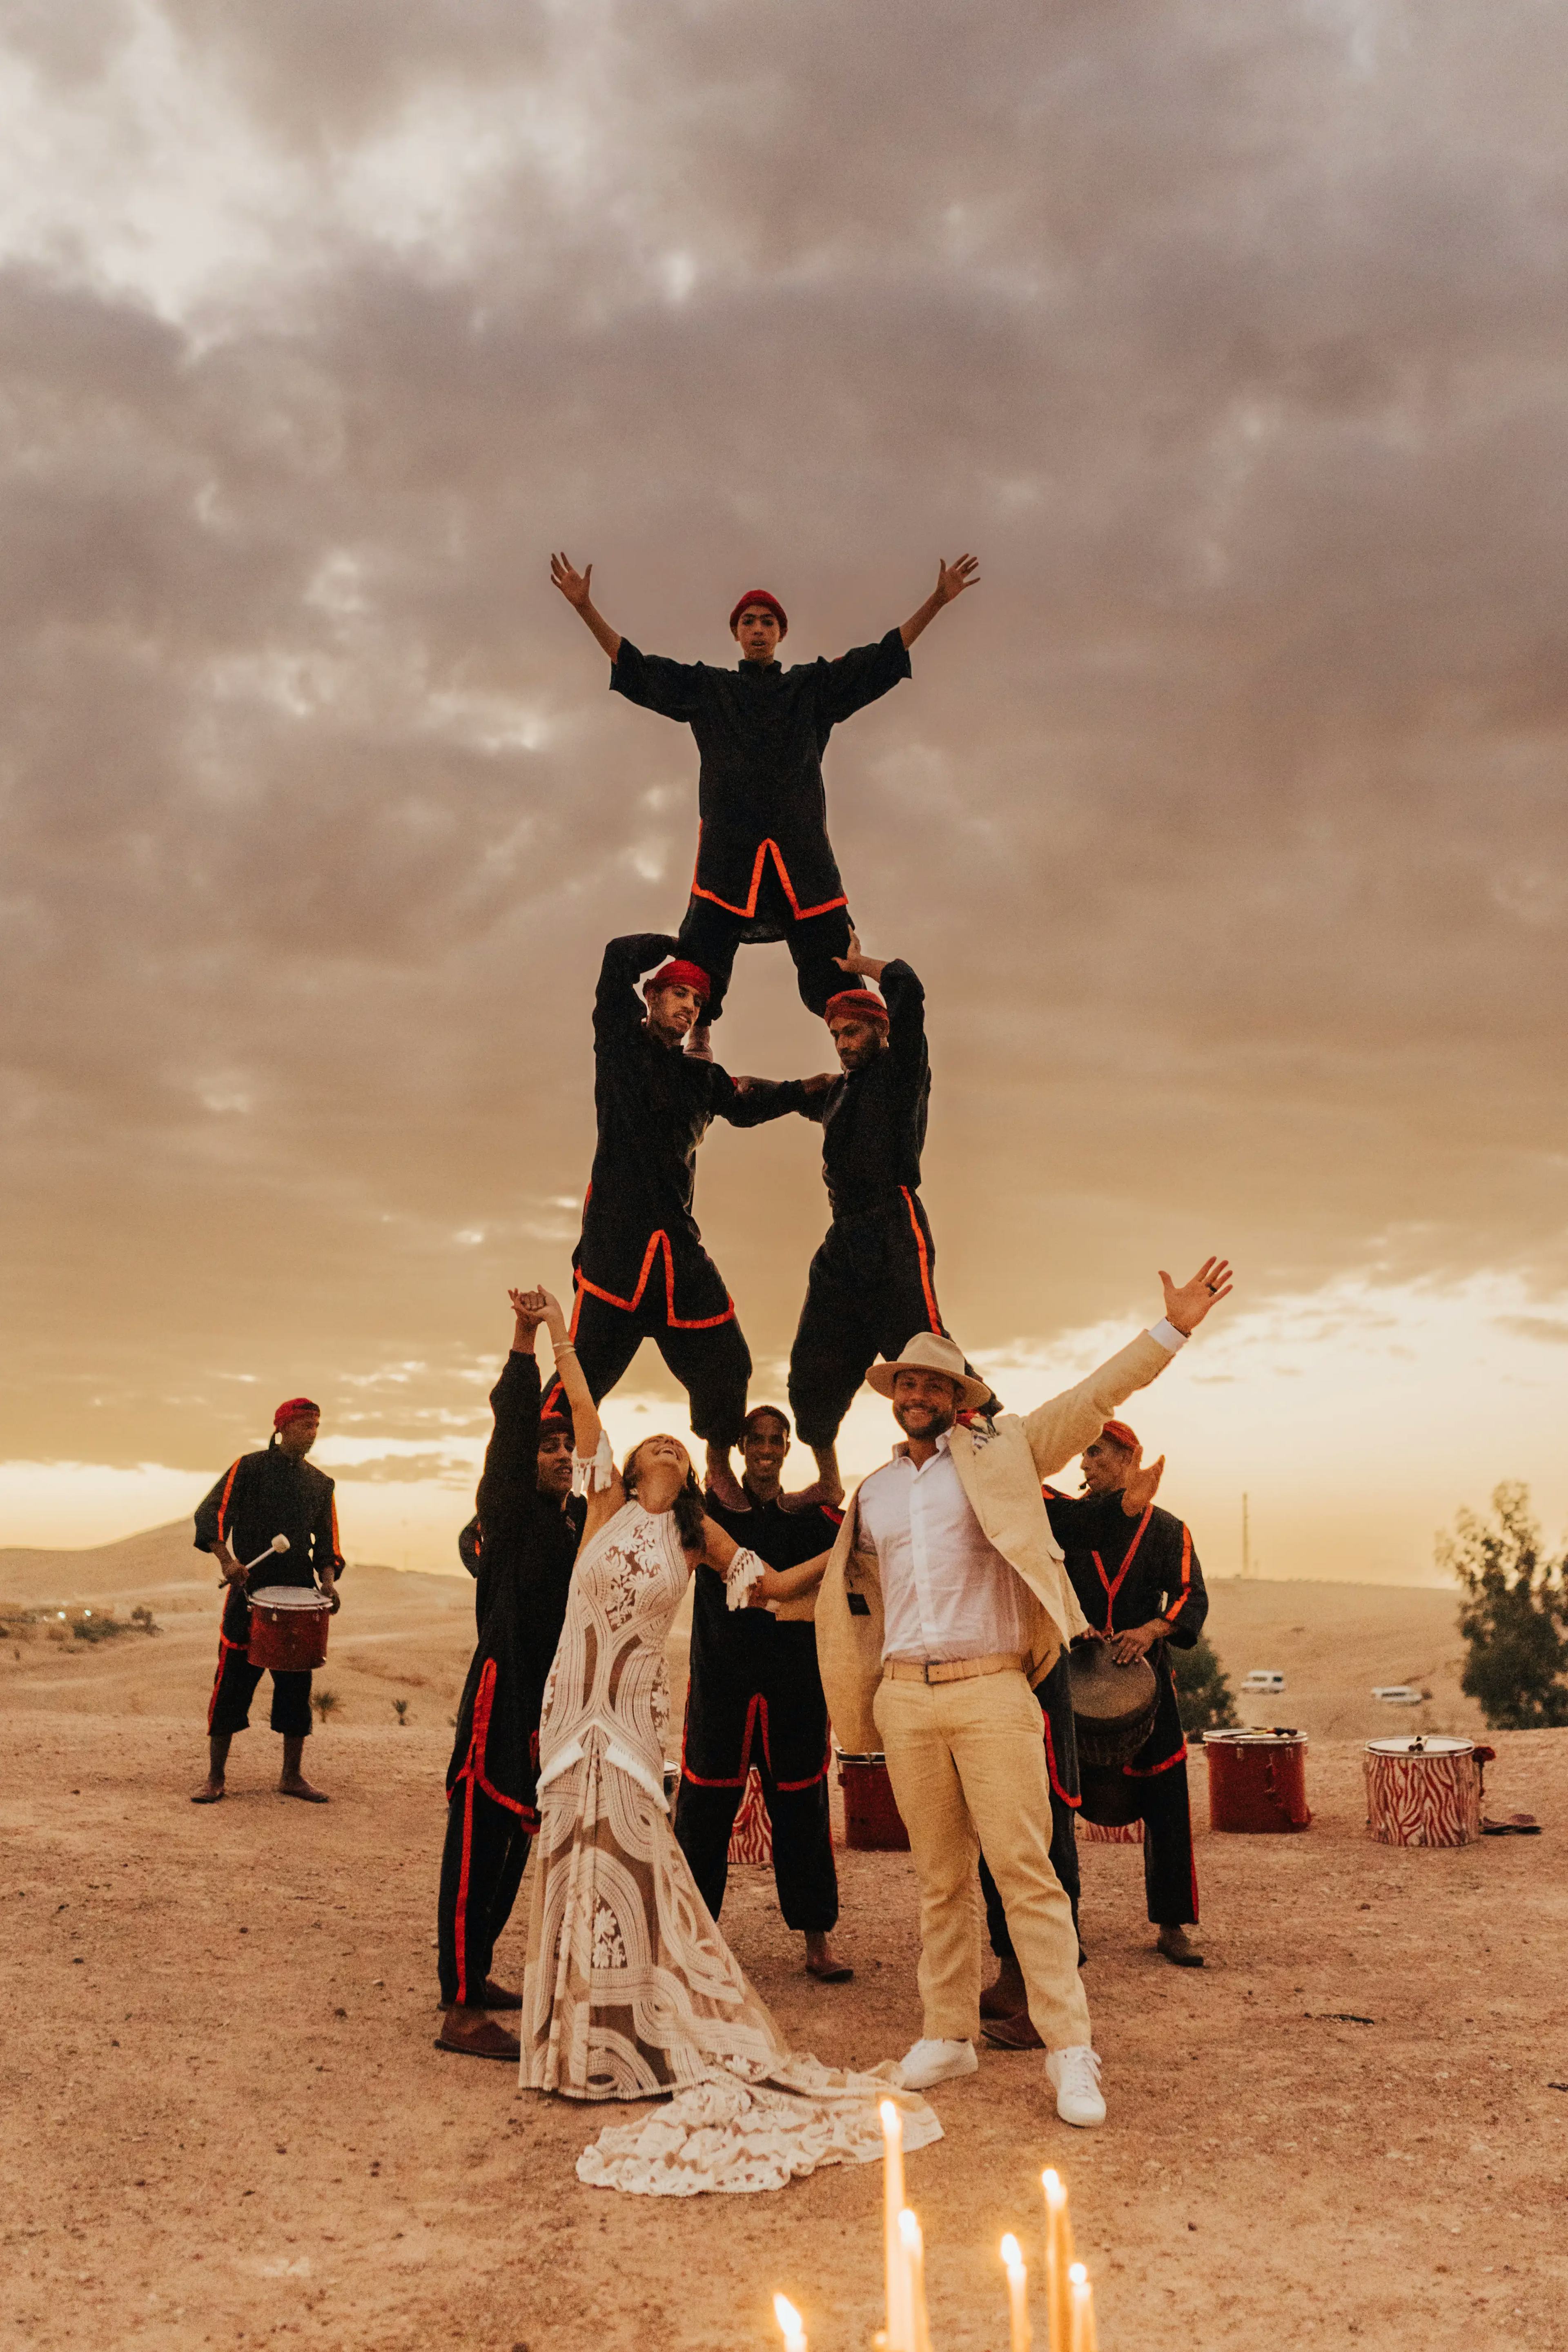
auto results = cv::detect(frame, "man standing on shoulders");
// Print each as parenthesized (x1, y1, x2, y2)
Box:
(437, 1287, 586, 2062)
(548, 552, 978, 1034)
(813, 1258, 1232, 2127)
(192, 1398, 342, 1806)
(675, 1404, 850, 1984)
(549, 932, 805, 1495)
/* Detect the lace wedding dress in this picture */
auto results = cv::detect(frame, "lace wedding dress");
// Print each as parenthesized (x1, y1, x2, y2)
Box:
(521, 1494, 940, 2195)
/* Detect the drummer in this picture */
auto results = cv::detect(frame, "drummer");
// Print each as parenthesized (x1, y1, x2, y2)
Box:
(191, 1398, 343, 1805)
(982, 1420, 1208, 2033)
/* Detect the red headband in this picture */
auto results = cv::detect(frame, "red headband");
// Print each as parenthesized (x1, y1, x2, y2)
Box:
(825, 989, 889, 1029)
(729, 589, 788, 636)
(645, 957, 710, 1003)
(1099, 1420, 1139, 1452)
(274, 1396, 320, 1429)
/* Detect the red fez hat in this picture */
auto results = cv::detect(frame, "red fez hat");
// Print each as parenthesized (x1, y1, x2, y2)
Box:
(1099, 1419, 1139, 1452)
(645, 957, 710, 1002)
(274, 1396, 320, 1429)
(729, 588, 788, 636)
(824, 988, 889, 1029)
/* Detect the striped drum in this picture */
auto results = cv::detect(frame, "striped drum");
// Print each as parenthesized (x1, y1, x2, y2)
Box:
(726, 1765, 775, 1866)
(1364, 1736, 1480, 1848)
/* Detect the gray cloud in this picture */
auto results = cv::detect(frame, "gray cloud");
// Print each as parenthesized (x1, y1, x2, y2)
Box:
(2, 0, 1566, 1470)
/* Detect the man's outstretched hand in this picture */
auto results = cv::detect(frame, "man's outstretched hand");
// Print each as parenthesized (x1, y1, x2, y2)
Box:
(935, 553, 980, 604)
(549, 551, 592, 607)
(1120, 1450, 1166, 1517)
(1160, 1257, 1234, 1337)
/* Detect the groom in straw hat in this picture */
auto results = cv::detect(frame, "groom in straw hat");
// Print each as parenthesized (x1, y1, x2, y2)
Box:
(812, 1258, 1232, 2127)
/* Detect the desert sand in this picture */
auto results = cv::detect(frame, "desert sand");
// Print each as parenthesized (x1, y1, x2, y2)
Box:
(2, 1526, 1563, 2351)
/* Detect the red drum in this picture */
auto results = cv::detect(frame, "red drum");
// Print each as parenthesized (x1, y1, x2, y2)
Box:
(837, 1753, 911, 1852)
(1205, 1729, 1312, 1833)
(727, 1766, 775, 1866)
(1364, 1737, 1479, 1848)
(246, 1586, 331, 1673)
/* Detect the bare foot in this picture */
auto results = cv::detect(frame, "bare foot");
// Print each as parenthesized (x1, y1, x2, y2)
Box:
(279, 1775, 330, 1804)
(190, 1779, 226, 1805)
(704, 1443, 746, 1512)
(804, 1931, 853, 1982)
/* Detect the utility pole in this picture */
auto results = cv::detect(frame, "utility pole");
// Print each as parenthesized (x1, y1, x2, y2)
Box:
(1241, 1492, 1250, 1580)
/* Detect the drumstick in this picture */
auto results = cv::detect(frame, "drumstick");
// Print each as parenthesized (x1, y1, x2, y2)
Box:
(219, 1533, 290, 1589)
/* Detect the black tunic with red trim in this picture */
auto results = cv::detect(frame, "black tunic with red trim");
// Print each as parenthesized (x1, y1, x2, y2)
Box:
(445, 1351, 585, 1822)
(578, 932, 801, 1321)
(682, 1492, 843, 1784)
(1044, 1492, 1207, 1777)
(194, 1447, 343, 1593)
(609, 633, 911, 930)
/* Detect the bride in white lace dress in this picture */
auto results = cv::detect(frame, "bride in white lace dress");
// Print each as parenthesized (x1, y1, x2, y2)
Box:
(521, 1291, 940, 2195)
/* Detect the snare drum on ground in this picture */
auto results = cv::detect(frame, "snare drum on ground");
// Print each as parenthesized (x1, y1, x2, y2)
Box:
(1364, 1735, 1479, 1848)
(246, 1585, 332, 1674)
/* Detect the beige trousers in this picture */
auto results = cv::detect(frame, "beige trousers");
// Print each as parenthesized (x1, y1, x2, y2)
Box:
(874, 1667, 1091, 2052)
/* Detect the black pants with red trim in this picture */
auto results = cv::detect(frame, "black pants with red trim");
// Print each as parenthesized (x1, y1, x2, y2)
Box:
(676, 882, 852, 1025)
(673, 1621, 839, 1933)
(980, 1656, 1081, 1958)
(437, 1780, 532, 2007)
(569, 1274, 752, 1447)
(787, 1194, 946, 1449)
(207, 1588, 313, 1740)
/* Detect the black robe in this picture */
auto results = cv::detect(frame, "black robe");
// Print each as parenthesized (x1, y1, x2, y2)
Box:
(577, 931, 800, 1321)
(610, 632, 911, 927)
(1044, 1492, 1207, 1778)
(446, 1351, 585, 1819)
(194, 1446, 343, 1594)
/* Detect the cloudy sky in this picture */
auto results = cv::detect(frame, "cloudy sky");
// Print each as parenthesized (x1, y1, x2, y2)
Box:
(2, 0, 1565, 1580)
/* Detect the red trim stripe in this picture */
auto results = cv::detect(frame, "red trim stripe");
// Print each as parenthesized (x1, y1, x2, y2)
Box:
(900, 1187, 942, 1332)
(1042, 1708, 1082, 1809)
(214, 1459, 241, 1543)
(689, 831, 848, 922)
(575, 1229, 737, 1330)
(1091, 1506, 1154, 1634)
(1163, 1522, 1193, 1625)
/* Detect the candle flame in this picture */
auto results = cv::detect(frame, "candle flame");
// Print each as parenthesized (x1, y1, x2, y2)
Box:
(1000, 2233, 1025, 2278)
(1069, 2263, 1088, 2288)
(1042, 2167, 1065, 2204)
(880, 2097, 900, 2128)
(774, 2292, 806, 2351)
(898, 2208, 923, 2256)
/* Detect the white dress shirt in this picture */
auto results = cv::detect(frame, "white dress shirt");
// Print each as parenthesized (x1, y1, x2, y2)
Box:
(858, 1432, 1033, 1665)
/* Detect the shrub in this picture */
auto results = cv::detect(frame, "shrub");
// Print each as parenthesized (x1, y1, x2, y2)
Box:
(391, 1698, 410, 1726)
(1172, 1633, 1238, 1734)
(1442, 1482, 1568, 1730)
(311, 1688, 342, 1724)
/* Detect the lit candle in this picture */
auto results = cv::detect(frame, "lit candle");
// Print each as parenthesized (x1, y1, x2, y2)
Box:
(1000, 2233, 1031, 2352)
(1041, 2169, 1075, 2352)
(773, 2294, 806, 2352)
(1068, 2262, 1097, 2352)
(898, 2208, 931, 2352)
(880, 2100, 913, 2352)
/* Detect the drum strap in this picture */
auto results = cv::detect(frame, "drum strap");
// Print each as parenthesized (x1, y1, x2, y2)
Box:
(882, 1652, 1025, 1686)
(1092, 1507, 1154, 1632)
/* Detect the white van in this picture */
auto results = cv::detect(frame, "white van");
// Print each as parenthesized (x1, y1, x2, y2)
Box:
(1372, 1684, 1427, 1705)
(1241, 1669, 1286, 1694)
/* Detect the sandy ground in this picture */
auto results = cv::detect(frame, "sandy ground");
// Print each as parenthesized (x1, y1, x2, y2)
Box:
(2, 1530, 1563, 2350)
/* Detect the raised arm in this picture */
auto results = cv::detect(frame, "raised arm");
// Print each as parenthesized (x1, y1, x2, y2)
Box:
(834, 934, 925, 1077)
(1021, 1259, 1234, 1479)
(900, 554, 980, 649)
(540, 1288, 600, 1468)
(475, 1290, 550, 1546)
(550, 551, 621, 662)
(594, 932, 678, 1051)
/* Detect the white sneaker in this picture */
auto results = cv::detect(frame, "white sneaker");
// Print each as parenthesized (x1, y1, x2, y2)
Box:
(1046, 2044, 1105, 2127)
(896, 2037, 979, 2090)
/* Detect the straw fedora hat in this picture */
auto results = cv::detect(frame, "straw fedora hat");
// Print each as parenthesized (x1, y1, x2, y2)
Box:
(865, 1331, 991, 1413)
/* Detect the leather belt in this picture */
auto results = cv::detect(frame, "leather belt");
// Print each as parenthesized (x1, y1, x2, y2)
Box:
(882, 1652, 1025, 1686)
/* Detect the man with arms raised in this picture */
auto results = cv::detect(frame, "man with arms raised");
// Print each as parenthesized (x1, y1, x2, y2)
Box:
(437, 1287, 586, 2062)
(813, 1258, 1232, 2126)
(675, 1403, 849, 1984)
(549, 553, 978, 1034)
(549, 933, 804, 1494)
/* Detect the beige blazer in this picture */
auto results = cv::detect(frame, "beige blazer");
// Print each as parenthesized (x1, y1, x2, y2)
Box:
(814, 1329, 1179, 1753)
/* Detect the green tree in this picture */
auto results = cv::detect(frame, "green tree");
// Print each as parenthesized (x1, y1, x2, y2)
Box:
(1171, 1633, 1238, 1734)
(311, 1688, 341, 1725)
(1442, 1482, 1568, 1730)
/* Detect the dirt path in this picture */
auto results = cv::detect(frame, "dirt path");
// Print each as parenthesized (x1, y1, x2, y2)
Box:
(3, 1715, 1563, 2352)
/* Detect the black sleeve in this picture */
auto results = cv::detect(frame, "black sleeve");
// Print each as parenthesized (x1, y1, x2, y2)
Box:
(474, 1351, 545, 1554)
(594, 933, 679, 1055)
(878, 960, 928, 1087)
(1160, 1520, 1208, 1647)
(816, 628, 912, 726)
(194, 1458, 248, 1553)
(310, 1477, 344, 1579)
(609, 639, 706, 722)
(710, 1070, 815, 1129)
